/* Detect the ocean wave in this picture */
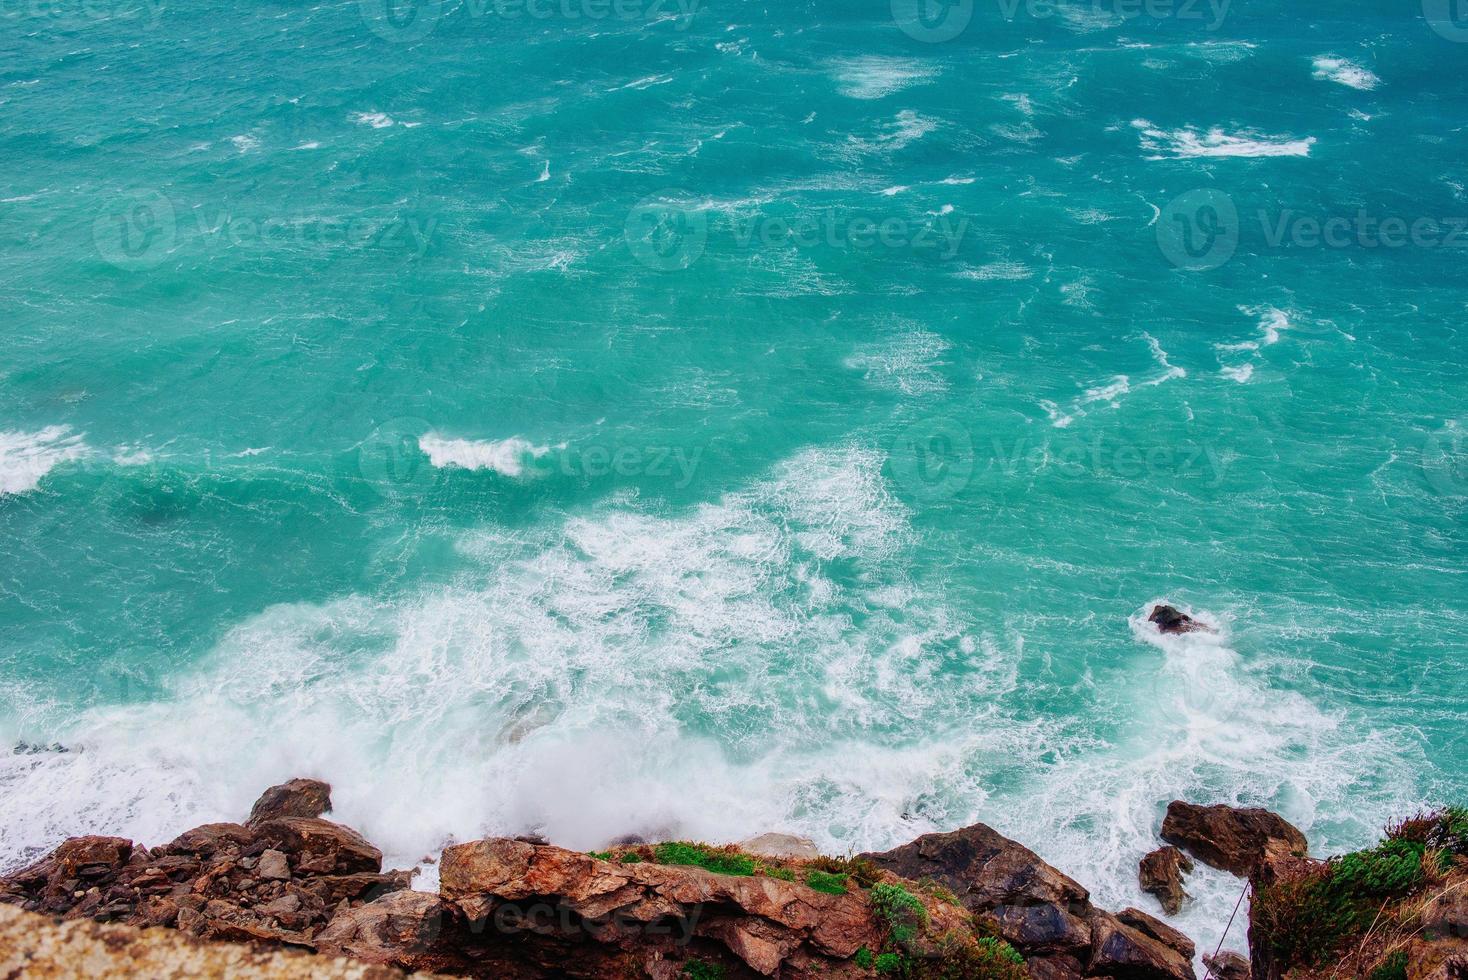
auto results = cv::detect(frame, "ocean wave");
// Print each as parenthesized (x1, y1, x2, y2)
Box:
(1133, 120, 1316, 159)
(1312, 56, 1380, 91)
(0, 427, 88, 496)
(418, 434, 555, 477)
(828, 57, 937, 100)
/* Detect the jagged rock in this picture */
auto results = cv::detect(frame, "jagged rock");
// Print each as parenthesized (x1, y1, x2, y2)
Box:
(1148, 605, 1209, 635)
(1138, 846, 1192, 916)
(739, 833, 821, 860)
(249, 779, 334, 825)
(1087, 910, 1195, 980)
(994, 902, 1093, 952)
(440, 837, 893, 975)
(164, 822, 257, 857)
(1202, 951, 1249, 980)
(1116, 908, 1194, 960)
(253, 818, 382, 875)
(1160, 802, 1307, 876)
(316, 891, 470, 975)
(259, 849, 291, 880)
(1027, 953, 1088, 980)
(864, 822, 1090, 911)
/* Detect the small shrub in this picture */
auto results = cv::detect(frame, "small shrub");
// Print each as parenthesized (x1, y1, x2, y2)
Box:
(875, 952, 905, 975)
(621, 852, 642, 864)
(654, 842, 756, 877)
(917, 877, 961, 906)
(682, 960, 726, 980)
(808, 854, 883, 888)
(1368, 951, 1408, 980)
(871, 882, 928, 949)
(806, 869, 850, 895)
(855, 946, 875, 969)
(588, 850, 612, 862)
(904, 931, 1028, 980)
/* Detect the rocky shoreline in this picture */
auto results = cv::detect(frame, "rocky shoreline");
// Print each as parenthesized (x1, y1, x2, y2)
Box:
(2, 781, 1464, 979)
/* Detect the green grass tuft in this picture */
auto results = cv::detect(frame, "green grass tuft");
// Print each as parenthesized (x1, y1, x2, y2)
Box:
(621, 852, 642, 864)
(806, 869, 850, 895)
(875, 952, 905, 974)
(681, 959, 726, 980)
(855, 946, 875, 969)
(653, 841, 756, 876)
(588, 850, 612, 862)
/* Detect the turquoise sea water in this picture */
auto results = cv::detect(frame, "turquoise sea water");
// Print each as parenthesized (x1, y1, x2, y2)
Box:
(3, 0, 1467, 956)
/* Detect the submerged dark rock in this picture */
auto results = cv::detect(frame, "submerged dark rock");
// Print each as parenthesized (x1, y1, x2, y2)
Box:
(1148, 604, 1209, 635)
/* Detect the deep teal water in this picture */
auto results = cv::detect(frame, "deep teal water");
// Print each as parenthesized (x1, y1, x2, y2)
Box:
(2, 0, 1466, 956)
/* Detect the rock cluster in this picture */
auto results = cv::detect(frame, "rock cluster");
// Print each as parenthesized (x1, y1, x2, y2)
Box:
(0, 779, 413, 949)
(0, 779, 1216, 979)
(864, 823, 1195, 980)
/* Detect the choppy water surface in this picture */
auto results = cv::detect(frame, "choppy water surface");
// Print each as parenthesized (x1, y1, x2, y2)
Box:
(2, 0, 1467, 956)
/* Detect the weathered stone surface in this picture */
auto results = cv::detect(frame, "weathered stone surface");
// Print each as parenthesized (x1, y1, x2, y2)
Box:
(249, 778, 334, 825)
(739, 833, 821, 861)
(441, 838, 887, 976)
(1160, 802, 1307, 876)
(1116, 908, 1194, 960)
(1087, 910, 1195, 980)
(253, 817, 383, 875)
(1139, 846, 1193, 916)
(0, 901, 427, 978)
(259, 848, 291, 880)
(1202, 950, 1249, 980)
(993, 902, 1093, 953)
(317, 890, 472, 975)
(1028, 953, 1089, 980)
(864, 822, 1090, 912)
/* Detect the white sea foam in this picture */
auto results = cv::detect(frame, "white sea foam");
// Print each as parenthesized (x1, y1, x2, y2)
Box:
(351, 112, 396, 129)
(829, 56, 937, 100)
(844, 328, 951, 396)
(1133, 120, 1316, 159)
(1220, 363, 1254, 383)
(228, 134, 260, 153)
(418, 434, 554, 477)
(0, 427, 87, 496)
(1045, 335, 1185, 427)
(1312, 56, 1380, 91)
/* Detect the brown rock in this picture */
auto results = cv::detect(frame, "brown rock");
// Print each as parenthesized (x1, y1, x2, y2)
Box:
(248, 779, 334, 826)
(1087, 910, 1195, 980)
(1138, 846, 1193, 916)
(440, 837, 884, 975)
(163, 823, 257, 857)
(258, 849, 291, 881)
(316, 890, 469, 974)
(1027, 953, 1088, 980)
(993, 903, 1092, 953)
(1117, 907, 1195, 960)
(1203, 951, 1250, 980)
(252, 818, 382, 875)
(1160, 802, 1307, 877)
(864, 822, 1090, 912)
